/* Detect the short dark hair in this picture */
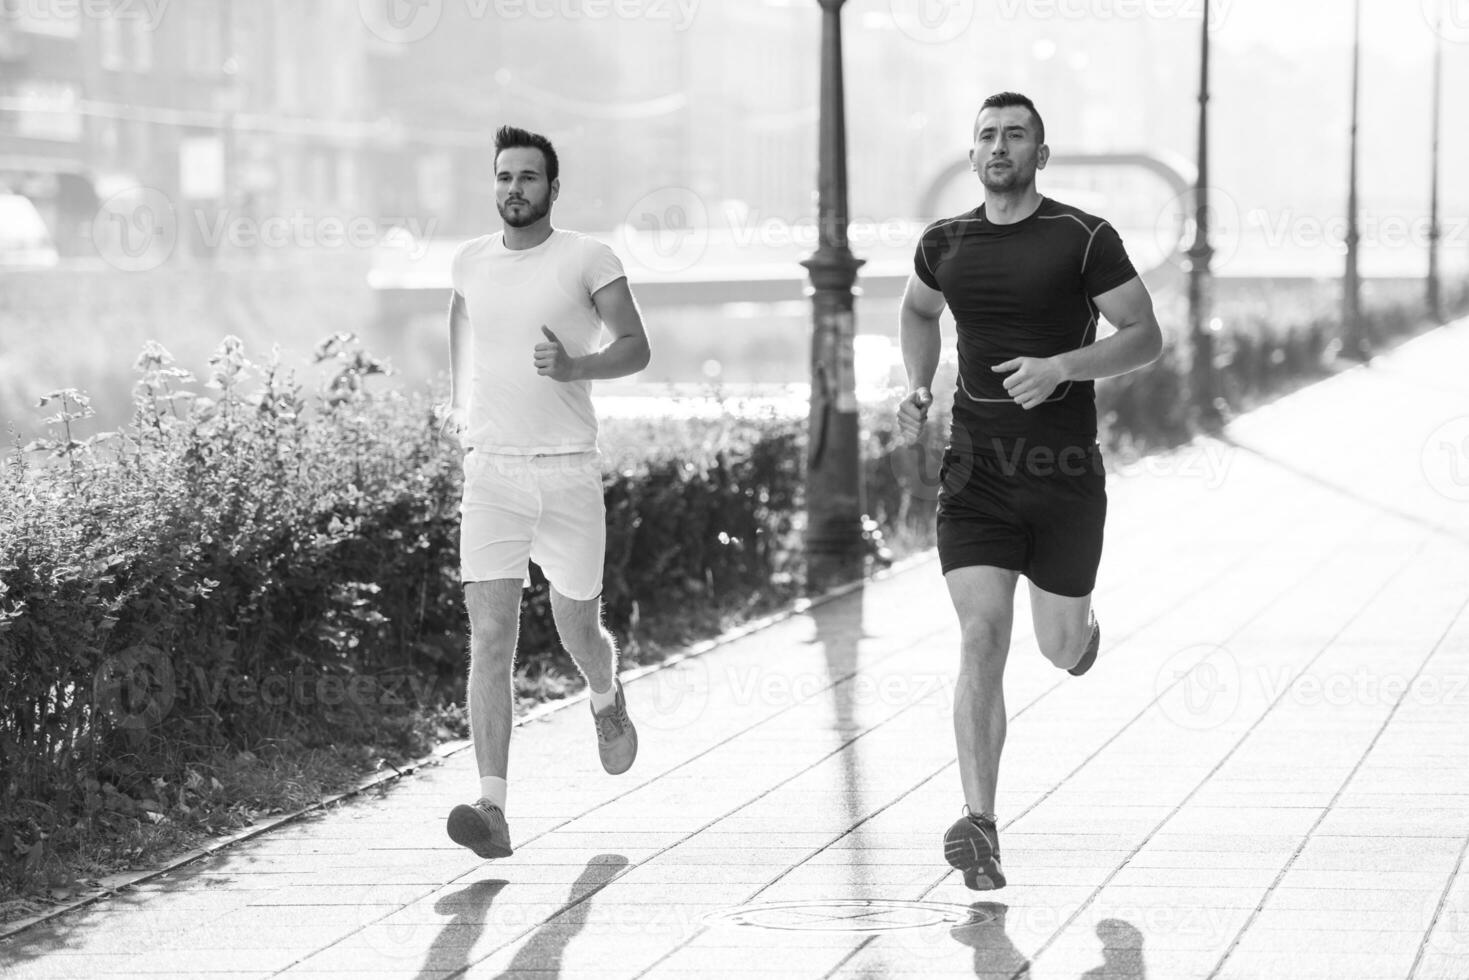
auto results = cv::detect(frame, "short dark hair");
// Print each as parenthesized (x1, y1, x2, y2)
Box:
(493, 125, 559, 182)
(974, 92, 1045, 145)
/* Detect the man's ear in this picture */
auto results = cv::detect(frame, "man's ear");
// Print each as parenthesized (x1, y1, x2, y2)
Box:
(550, 178, 560, 202)
(968, 147, 977, 172)
(1036, 144, 1050, 170)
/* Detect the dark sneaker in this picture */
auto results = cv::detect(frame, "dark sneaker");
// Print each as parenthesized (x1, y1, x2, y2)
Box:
(592, 678, 638, 775)
(446, 799, 513, 859)
(944, 809, 1006, 890)
(1068, 614, 1100, 677)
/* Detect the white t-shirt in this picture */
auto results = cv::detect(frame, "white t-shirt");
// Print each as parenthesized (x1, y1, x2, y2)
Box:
(450, 229, 626, 454)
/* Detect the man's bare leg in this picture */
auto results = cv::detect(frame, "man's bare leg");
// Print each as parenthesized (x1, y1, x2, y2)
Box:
(465, 579, 524, 785)
(548, 587, 616, 693)
(945, 566, 1020, 815)
(447, 578, 523, 859)
(549, 587, 637, 774)
(1029, 582, 1095, 672)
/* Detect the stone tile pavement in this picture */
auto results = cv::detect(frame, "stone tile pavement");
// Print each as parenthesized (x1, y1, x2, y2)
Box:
(2, 320, 1467, 979)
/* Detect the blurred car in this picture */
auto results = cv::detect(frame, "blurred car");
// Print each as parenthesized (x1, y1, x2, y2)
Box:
(0, 192, 60, 267)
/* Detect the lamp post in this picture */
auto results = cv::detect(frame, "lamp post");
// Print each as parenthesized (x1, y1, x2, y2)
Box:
(1342, 0, 1369, 359)
(801, 0, 865, 591)
(1427, 3, 1444, 323)
(1186, 0, 1220, 428)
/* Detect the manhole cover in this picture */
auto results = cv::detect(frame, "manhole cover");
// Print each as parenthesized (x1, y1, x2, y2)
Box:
(703, 900, 994, 933)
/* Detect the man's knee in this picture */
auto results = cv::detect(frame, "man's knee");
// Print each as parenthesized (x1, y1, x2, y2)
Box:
(468, 617, 517, 666)
(1036, 619, 1088, 668)
(958, 615, 1009, 665)
(560, 620, 611, 657)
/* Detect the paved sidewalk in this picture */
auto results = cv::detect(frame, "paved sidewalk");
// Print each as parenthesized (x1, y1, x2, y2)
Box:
(3, 321, 1467, 979)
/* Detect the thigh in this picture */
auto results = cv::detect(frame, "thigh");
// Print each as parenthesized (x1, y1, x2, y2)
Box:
(944, 565, 1020, 656)
(464, 578, 524, 637)
(529, 454, 606, 602)
(548, 585, 604, 640)
(1022, 453, 1106, 599)
(937, 451, 1029, 579)
(1027, 578, 1092, 657)
(460, 453, 536, 586)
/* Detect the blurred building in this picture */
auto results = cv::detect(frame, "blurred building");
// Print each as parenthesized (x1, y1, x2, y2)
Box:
(0, 2, 385, 257)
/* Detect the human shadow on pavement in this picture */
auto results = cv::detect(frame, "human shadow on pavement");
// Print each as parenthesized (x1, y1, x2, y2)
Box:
(412, 878, 509, 980)
(946, 902, 1032, 978)
(488, 854, 629, 979)
(1079, 918, 1147, 980)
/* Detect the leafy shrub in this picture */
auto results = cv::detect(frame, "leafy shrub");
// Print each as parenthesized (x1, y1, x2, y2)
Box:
(2, 279, 1461, 896)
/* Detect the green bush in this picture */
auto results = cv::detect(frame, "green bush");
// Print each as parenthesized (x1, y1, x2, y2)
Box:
(0, 337, 819, 893)
(2, 281, 1460, 896)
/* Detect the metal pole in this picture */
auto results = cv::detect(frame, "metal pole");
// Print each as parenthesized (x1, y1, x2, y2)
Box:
(801, 0, 865, 591)
(1428, 3, 1443, 323)
(1186, 0, 1219, 427)
(1342, 0, 1367, 359)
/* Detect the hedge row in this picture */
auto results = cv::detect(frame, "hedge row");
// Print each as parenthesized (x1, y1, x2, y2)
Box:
(2, 283, 1460, 888)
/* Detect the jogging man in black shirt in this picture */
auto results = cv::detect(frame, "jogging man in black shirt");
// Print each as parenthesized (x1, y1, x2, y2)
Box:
(897, 92, 1163, 890)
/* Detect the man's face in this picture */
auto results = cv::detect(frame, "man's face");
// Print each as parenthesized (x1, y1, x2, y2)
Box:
(494, 147, 556, 228)
(970, 105, 1047, 192)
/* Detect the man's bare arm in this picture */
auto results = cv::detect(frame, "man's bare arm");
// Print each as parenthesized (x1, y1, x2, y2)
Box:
(551, 277, 650, 381)
(897, 274, 947, 441)
(993, 275, 1164, 410)
(1054, 276, 1164, 382)
(448, 290, 471, 413)
(901, 274, 946, 392)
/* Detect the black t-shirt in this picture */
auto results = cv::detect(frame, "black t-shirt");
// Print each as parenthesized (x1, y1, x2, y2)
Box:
(914, 197, 1137, 456)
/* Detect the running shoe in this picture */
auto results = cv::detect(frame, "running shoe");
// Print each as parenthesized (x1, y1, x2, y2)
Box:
(446, 798, 513, 859)
(592, 678, 638, 775)
(944, 808, 1006, 890)
(1068, 614, 1100, 677)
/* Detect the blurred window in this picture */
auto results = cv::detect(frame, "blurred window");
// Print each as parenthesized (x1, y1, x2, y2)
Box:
(100, 11, 124, 70)
(15, 82, 82, 141)
(184, 2, 223, 75)
(132, 16, 152, 70)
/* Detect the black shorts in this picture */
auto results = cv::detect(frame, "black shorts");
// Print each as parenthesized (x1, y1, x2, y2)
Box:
(936, 445, 1107, 598)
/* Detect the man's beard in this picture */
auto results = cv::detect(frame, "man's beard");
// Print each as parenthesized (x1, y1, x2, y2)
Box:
(979, 165, 1026, 192)
(497, 195, 551, 228)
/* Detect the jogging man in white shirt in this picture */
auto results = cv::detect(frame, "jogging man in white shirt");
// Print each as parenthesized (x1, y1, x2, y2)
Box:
(442, 125, 651, 860)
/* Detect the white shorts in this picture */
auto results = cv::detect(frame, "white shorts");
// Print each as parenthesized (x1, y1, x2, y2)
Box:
(459, 450, 606, 600)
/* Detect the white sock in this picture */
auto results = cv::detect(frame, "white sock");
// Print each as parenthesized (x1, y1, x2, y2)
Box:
(588, 677, 619, 712)
(478, 777, 507, 812)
